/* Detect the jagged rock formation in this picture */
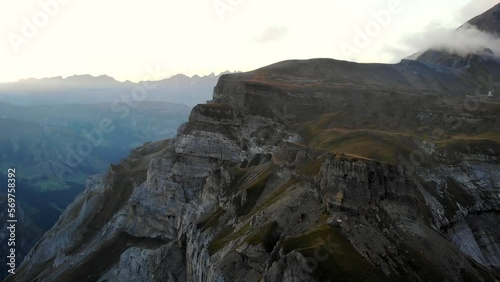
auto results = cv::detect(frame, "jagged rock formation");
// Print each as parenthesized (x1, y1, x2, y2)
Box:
(7, 5, 500, 281)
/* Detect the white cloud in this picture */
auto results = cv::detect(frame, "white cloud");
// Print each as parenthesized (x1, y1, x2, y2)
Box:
(255, 26, 289, 44)
(393, 23, 500, 59)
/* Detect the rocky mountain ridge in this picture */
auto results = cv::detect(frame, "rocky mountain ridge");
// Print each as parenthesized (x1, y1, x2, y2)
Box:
(7, 54, 500, 281)
(0, 72, 230, 107)
(6, 4, 500, 281)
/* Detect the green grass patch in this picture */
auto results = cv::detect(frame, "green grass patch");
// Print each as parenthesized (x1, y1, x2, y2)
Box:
(234, 165, 274, 217)
(244, 221, 279, 252)
(282, 224, 385, 281)
(196, 208, 225, 231)
(299, 112, 349, 143)
(296, 157, 326, 176)
(311, 129, 415, 165)
(208, 223, 251, 256)
(243, 178, 298, 221)
(298, 112, 421, 165)
(223, 167, 249, 196)
(436, 136, 500, 155)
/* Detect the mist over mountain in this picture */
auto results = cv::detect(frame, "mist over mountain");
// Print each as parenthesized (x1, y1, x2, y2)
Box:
(407, 3, 500, 67)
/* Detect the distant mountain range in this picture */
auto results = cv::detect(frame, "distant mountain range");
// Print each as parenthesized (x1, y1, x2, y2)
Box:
(0, 72, 233, 107)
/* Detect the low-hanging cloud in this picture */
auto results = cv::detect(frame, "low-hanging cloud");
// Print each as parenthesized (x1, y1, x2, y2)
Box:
(255, 26, 289, 44)
(399, 23, 500, 59)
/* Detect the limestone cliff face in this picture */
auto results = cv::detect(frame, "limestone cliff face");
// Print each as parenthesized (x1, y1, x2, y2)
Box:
(7, 57, 500, 282)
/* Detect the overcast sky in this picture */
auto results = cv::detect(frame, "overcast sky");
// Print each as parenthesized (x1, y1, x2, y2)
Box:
(0, 0, 498, 82)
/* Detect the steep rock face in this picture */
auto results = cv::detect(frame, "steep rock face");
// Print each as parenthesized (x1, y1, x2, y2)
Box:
(7, 97, 297, 281)
(213, 59, 476, 124)
(423, 162, 500, 269)
(7, 57, 500, 282)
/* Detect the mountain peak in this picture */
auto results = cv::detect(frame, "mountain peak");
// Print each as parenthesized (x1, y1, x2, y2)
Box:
(64, 74, 119, 84)
(467, 3, 500, 35)
(407, 3, 500, 67)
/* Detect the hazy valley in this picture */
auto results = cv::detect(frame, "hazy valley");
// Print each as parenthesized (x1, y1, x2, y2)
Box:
(0, 73, 219, 280)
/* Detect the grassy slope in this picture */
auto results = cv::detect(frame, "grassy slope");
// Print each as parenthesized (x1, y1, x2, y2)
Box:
(299, 109, 500, 165)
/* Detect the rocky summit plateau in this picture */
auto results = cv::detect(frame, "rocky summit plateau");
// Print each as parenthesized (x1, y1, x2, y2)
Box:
(6, 4, 500, 282)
